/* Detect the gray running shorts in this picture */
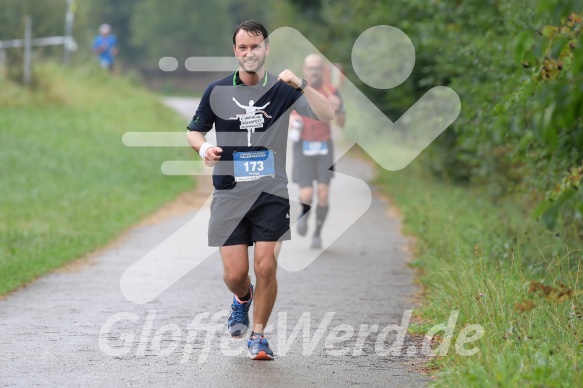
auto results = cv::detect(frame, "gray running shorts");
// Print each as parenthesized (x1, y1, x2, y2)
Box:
(208, 192, 291, 246)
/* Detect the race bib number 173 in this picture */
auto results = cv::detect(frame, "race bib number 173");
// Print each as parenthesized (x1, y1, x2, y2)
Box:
(233, 150, 275, 182)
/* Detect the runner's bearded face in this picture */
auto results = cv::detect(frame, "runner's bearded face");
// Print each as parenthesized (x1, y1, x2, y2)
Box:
(233, 30, 269, 74)
(304, 62, 323, 87)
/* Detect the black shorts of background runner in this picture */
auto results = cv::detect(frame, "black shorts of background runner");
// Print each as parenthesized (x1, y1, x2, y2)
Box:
(292, 139, 335, 188)
(208, 192, 291, 247)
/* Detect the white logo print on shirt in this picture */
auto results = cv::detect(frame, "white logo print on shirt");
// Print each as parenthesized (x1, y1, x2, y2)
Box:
(229, 97, 272, 146)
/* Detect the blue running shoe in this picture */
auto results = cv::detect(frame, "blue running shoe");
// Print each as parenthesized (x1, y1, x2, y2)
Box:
(248, 335, 274, 360)
(228, 284, 253, 338)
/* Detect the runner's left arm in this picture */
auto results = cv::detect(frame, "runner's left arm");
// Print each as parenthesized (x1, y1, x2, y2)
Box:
(278, 69, 334, 122)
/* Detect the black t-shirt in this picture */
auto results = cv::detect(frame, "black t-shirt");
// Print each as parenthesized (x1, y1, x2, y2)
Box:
(187, 70, 318, 198)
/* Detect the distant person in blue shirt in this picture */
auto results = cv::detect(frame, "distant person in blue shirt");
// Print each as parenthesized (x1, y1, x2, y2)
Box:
(92, 24, 118, 70)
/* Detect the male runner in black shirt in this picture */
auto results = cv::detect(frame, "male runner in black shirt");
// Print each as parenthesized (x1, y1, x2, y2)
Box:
(186, 20, 334, 360)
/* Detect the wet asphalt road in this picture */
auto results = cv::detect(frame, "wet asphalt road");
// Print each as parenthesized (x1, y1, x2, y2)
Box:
(0, 98, 431, 387)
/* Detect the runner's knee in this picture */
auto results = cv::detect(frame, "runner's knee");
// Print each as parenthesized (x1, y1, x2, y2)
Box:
(254, 255, 277, 279)
(317, 184, 329, 206)
(300, 187, 313, 204)
(223, 270, 248, 287)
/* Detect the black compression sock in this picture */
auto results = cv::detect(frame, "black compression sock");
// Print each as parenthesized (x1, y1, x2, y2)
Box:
(314, 205, 329, 237)
(237, 287, 252, 302)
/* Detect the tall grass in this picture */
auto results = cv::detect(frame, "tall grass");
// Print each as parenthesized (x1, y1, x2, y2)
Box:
(0, 63, 195, 295)
(376, 163, 583, 386)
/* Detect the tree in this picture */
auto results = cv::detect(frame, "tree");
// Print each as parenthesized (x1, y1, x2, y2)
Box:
(0, 0, 68, 39)
(276, 0, 583, 233)
(130, 0, 234, 65)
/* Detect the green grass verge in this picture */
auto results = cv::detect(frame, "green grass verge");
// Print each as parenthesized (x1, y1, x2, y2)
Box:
(0, 63, 195, 296)
(376, 161, 583, 386)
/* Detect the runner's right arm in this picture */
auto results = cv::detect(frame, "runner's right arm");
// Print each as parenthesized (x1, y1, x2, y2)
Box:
(187, 84, 222, 167)
(186, 131, 222, 167)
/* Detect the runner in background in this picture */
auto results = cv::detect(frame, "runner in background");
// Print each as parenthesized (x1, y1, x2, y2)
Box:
(290, 54, 346, 249)
(92, 24, 118, 71)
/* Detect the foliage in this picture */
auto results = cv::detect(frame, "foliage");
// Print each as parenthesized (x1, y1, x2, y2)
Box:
(376, 164, 583, 386)
(130, 0, 233, 62)
(288, 0, 583, 235)
(0, 0, 68, 39)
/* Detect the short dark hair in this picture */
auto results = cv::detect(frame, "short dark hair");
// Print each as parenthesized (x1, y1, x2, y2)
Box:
(232, 20, 269, 45)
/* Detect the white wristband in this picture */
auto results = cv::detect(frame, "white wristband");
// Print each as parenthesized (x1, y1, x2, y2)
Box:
(198, 142, 214, 159)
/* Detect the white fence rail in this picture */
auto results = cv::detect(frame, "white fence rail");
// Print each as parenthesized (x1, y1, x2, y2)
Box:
(0, 36, 77, 51)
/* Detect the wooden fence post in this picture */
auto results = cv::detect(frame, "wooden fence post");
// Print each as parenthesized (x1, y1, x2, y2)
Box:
(64, 0, 74, 64)
(24, 15, 32, 86)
